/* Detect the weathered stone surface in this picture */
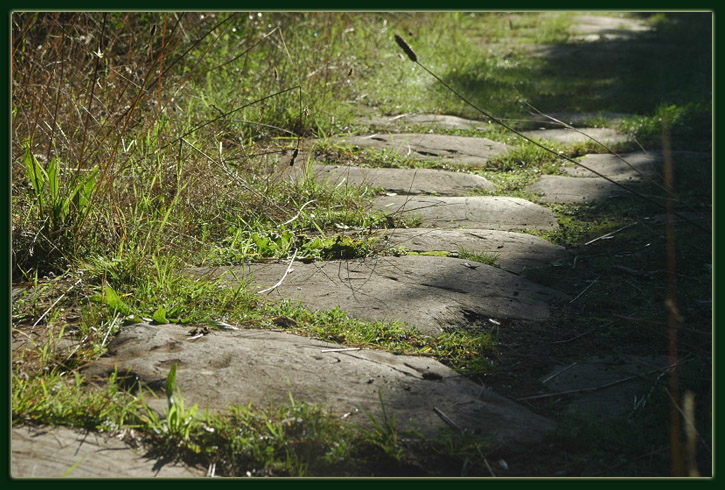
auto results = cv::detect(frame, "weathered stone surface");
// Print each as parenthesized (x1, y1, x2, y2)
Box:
(191, 255, 568, 336)
(354, 113, 491, 131)
(539, 355, 671, 419)
(84, 323, 556, 454)
(12, 425, 204, 478)
(529, 112, 632, 128)
(565, 150, 711, 181)
(563, 151, 660, 181)
(332, 133, 509, 166)
(299, 164, 495, 195)
(372, 195, 559, 230)
(521, 127, 631, 145)
(378, 228, 567, 274)
(526, 175, 628, 204)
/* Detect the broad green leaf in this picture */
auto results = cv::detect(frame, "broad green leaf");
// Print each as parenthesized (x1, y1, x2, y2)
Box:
(23, 144, 47, 198)
(165, 363, 177, 407)
(47, 157, 59, 203)
(92, 286, 132, 315)
(152, 306, 168, 324)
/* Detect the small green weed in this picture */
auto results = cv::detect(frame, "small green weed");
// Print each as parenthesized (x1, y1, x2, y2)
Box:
(140, 363, 200, 442)
(457, 247, 500, 267)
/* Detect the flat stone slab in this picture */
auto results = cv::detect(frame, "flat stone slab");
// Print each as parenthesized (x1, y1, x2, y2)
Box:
(354, 113, 491, 131)
(378, 228, 567, 274)
(84, 323, 555, 454)
(530, 112, 632, 128)
(12, 425, 204, 478)
(191, 255, 569, 337)
(526, 175, 629, 204)
(521, 127, 631, 145)
(564, 151, 660, 181)
(372, 195, 559, 230)
(528, 150, 711, 204)
(539, 355, 672, 419)
(332, 133, 509, 166)
(290, 164, 495, 195)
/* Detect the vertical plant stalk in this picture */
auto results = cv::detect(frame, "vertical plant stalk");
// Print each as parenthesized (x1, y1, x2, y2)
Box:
(157, 14, 169, 118)
(46, 26, 66, 165)
(77, 12, 107, 174)
(662, 119, 684, 477)
(392, 34, 710, 236)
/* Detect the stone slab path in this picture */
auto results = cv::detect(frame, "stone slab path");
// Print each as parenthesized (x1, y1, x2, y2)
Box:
(191, 255, 569, 337)
(521, 127, 631, 145)
(525, 150, 711, 204)
(526, 175, 625, 204)
(285, 163, 495, 195)
(354, 113, 491, 131)
(83, 323, 556, 454)
(12, 425, 204, 477)
(563, 151, 660, 180)
(332, 133, 509, 166)
(378, 228, 567, 274)
(372, 195, 559, 230)
(526, 151, 664, 204)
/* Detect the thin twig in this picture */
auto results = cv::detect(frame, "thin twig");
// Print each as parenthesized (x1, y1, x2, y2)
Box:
(100, 313, 120, 348)
(320, 347, 361, 353)
(541, 362, 578, 384)
(517, 362, 680, 401)
(281, 200, 317, 226)
(258, 249, 298, 294)
(568, 275, 600, 304)
(585, 223, 637, 246)
(433, 407, 496, 477)
(31, 278, 83, 329)
(552, 327, 597, 344)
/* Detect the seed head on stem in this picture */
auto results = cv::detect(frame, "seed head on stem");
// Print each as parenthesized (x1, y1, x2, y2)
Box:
(394, 34, 417, 62)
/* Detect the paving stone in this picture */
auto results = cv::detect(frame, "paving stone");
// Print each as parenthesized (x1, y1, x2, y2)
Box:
(190, 255, 569, 337)
(563, 151, 661, 180)
(539, 355, 672, 419)
(332, 133, 509, 166)
(566, 150, 711, 180)
(529, 112, 632, 128)
(378, 228, 567, 274)
(354, 113, 491, 131)
(526, 175, 629, 204)
(528, 149, 712, 204)
(372, 195, 559, 230)
(12, 425, 205, 478)
(83, 323, 556, 454)
(299, 164, 496, 195)
(521, 127, 631, 145)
